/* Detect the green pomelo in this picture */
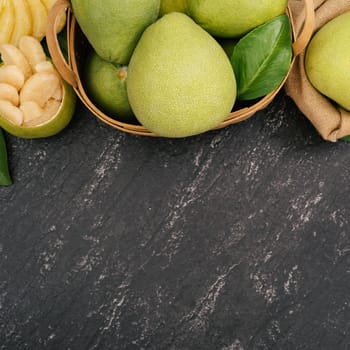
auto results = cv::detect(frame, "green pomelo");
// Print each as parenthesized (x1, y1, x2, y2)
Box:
(0, 79, 76, 138)
(186, 0, 288, 38)
(159, 0, 187, 16)
(127, 12, 236, 138)
(305, 11, 350, 111)
(71, 0, 160, 64)
(83, 51, 135, 123)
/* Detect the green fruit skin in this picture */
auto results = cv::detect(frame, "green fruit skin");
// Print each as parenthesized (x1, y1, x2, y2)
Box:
(187, 0, 288, 38)
(127, 12, 237, 138)
(159, 0, 187, 16)
(0, 80, 76, 139)
(305, 11, 350, 111)
(84, 51, 136, 123)
(71, 0, 160, 65)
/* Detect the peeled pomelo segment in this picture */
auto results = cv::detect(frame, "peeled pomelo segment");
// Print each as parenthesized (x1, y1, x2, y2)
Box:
(26, 0, 48, 41)
(0, 0, 15, 45)
(52, 83, 63, 100)
(23, 98, 61, 126)
(33, 61, 59, 77)
(18, 36, 46, 69)
(0, 65, 25, 91)
(10, 0, 32, 45)
(0, 100, 23, 125)
(0, 43, 32, 80)
(20, 72, 61, 108)
(0, 83, 19, 105)
(20, 100, 43, 124)
(42, 98, 61, 118)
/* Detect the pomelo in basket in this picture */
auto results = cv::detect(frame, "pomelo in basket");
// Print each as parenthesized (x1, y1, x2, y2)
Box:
(71, 0, 160, 64)
(186, 0, 288, 38)
(305, 11, 350, 111)
(83, 51, 135, 122)
(127, 12, 236, 138)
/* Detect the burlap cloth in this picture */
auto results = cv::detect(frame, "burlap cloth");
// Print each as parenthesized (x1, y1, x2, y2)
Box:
(285, 0, 350, 141)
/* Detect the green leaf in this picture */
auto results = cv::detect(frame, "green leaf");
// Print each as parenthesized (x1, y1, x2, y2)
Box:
(0, 128, 12, 186)
(231, 14, 293, 101)
(341, 135, 350, 142)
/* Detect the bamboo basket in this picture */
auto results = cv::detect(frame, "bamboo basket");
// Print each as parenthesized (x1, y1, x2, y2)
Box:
(46, 0, 315, 137)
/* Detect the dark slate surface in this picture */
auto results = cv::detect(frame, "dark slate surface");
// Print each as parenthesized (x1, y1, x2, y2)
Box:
(1, 92, 350, 350)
